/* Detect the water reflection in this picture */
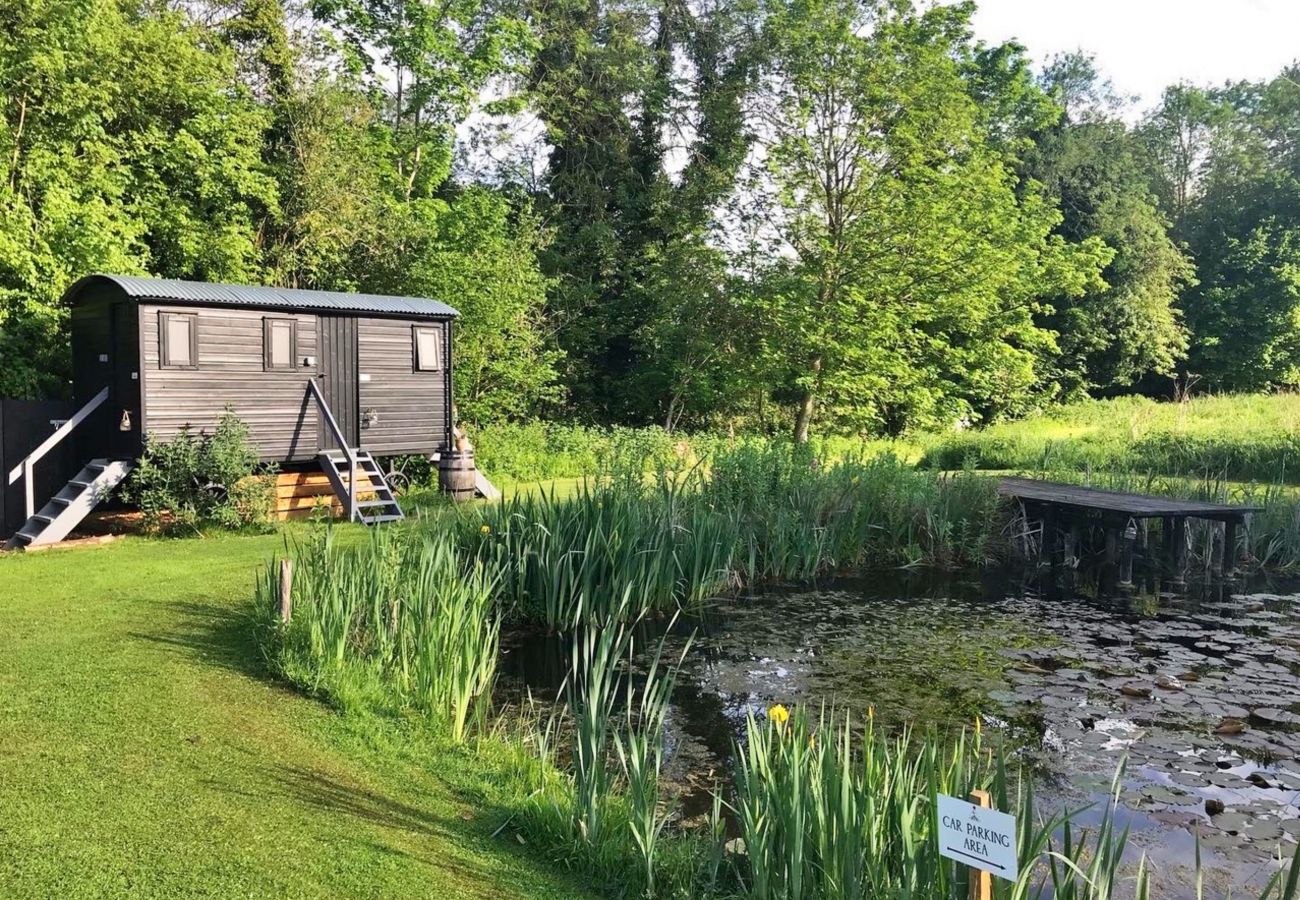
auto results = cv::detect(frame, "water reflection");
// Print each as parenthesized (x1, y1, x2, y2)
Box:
(499, 569, 1300, 896)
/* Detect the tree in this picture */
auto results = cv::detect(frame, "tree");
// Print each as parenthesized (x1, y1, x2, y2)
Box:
(1164, 70, 1300, 389)
(744, 0, 1104, 440)
(527, 0, 758, 424)
(365, 188, 564, 423)
(1025, 53, 1192, 397)
(0, 0, 274, 397)
(1139, 83, 1222, 222)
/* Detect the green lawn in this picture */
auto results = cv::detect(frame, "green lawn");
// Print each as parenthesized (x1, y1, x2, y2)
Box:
(0, 529, 595, 899)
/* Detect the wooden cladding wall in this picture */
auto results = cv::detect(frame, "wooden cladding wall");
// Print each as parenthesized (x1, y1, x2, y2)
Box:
(141, 304, 320, 462)
(357, 318, 449, 456)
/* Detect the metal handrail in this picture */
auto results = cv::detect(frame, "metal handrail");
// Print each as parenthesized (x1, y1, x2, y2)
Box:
(306, 379, 358, 522)
(7, 386, 110, 520)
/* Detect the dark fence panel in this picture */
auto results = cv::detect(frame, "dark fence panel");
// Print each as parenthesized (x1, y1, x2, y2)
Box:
(0, 398, 79, 540)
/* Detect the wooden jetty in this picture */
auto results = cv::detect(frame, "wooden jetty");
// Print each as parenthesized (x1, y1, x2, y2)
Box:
(998, 477, 1261, 584)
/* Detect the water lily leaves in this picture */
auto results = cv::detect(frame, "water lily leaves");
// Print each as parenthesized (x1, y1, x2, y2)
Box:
(1139, 784, 1190, 806)
(1212, 812, 1251, 833)
(1249, 707, 1300, 728)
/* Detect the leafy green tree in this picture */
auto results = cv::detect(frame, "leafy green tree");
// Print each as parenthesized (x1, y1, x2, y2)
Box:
(1026, 53, 1192, 397)
(1139, 83, 1223, 222)
(0, 0, 274, 397)
(744, 0, 1105, 440)
(365, 188, 563, 424)
(527, 0, 758, 424)
(1161, 70, 1300, 389)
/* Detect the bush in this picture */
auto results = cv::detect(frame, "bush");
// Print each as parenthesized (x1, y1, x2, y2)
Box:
(126, 410, 276, 533)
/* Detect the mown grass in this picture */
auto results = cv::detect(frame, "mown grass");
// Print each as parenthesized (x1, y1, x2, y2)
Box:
(0, 529, 597, 899)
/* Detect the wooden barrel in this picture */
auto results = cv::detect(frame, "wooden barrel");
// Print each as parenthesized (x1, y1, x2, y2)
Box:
(438, 450, 477, 502)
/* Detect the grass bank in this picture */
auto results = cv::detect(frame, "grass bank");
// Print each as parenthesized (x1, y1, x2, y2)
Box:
(0, 529, 596, 899)
(920, 393, 1300, 483)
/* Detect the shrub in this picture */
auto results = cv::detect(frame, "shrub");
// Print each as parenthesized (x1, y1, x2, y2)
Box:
(127, 410, 275, 533)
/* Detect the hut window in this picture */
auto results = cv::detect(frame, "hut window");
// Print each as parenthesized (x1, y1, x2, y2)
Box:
(263, 318, 298, 371)
(414, 325, 442, 371)
(160, 312, 198, 369)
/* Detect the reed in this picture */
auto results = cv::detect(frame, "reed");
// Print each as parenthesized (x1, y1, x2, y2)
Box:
(730, 708, 1300, 899)
(458, 445, 1001, 630)
(254, 527, 499, 742)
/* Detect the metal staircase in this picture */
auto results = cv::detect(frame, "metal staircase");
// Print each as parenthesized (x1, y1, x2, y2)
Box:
(5, 459, 134, 550)
(5, 386, 130, 551)
(317, 449, 404, 525)
(306, 379, 404, 526)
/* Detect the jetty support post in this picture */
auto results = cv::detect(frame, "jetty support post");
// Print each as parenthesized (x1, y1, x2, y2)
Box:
(1223, 517, 1240, 577)
(1119, 519, 1137, 587)
(1170, 516, 1188, 585)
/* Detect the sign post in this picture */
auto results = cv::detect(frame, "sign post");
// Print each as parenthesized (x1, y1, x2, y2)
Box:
(937, 790, 1018, 898)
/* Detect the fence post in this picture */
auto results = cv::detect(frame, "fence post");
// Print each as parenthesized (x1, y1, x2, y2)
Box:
(348, 454, 358, 522)
(278, 559, 293, 624)
(967, 790, 993, 900)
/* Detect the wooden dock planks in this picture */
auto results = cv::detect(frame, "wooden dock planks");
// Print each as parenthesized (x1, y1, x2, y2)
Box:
(998, 477, 1261, 521)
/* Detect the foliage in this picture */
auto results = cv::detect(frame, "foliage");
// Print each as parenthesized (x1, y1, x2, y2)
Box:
(457, 444, 1000, 629)
(0, 0, 275, 397)
(919, 392, 1300, 484)
(126, 410, 275, 533)
(365, 189, 563, 424)
(1027, 53, 1193, 397)
(1143, 68, 1300, 391)
(254, 526, 498, 743)
(527, 0, 758, 425)
(741, 0, 1106, 439)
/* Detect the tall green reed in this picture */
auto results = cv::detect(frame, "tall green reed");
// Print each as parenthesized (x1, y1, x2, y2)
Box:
(254, 526, 499, 742)
(731, 708, 1300, 899)
(458, 445, 1000, 630)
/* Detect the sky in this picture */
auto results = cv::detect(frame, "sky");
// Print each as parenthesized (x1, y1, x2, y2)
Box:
(970, 0, 1300, 113)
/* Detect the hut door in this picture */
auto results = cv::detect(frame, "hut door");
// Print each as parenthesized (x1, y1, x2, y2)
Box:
(107, 302, 141, 459)
(318, 316, 359, 449)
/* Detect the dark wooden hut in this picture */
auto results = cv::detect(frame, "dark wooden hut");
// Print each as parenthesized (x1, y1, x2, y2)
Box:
(5, 274, 458, 548)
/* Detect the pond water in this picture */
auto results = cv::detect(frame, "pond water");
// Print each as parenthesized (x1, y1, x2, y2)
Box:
(499, 569, 1300, 897)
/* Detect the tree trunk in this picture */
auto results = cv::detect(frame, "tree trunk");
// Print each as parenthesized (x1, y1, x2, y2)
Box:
(793, 356, 822, 443)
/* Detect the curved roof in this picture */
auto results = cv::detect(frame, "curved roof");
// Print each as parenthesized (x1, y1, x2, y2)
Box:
(66, 274, 458, 318)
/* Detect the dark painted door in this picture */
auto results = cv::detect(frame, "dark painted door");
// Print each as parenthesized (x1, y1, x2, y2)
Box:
(318, 316, 359, 449)
(108, 302, 141, 459)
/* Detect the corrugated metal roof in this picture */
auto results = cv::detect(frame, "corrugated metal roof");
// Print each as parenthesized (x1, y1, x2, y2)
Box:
(67, 274, 459, 318)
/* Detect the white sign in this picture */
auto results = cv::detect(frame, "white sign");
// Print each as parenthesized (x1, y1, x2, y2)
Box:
(937, 794, 1019, 883)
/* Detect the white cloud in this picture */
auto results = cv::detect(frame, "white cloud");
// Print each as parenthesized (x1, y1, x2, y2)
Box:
(969, 0, 1300, 113)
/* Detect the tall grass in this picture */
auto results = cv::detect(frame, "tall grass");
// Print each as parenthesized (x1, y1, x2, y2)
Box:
(920, 393, 1300, 484)
(254, 527, 499, 742)
(458, 445, 1002, 629)
(731, 707, 1184, 899)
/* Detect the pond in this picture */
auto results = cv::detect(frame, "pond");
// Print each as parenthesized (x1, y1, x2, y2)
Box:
(499, 569, 1300, 898)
